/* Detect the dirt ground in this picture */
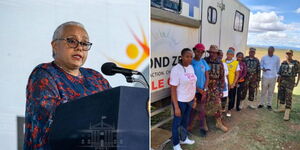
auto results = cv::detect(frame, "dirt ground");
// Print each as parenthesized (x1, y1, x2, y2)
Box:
(151, 90, 300, 150)
(151, 49, 300, 150)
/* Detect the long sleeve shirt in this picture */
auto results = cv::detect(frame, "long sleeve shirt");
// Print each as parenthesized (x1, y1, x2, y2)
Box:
(24, 62, 111, 149)
(238, 60, 247, 81)
(260, 55, 280, 79)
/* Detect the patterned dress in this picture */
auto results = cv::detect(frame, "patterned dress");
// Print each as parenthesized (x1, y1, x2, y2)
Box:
(24, 62, 111, 149)
(204, 57, 225, 118)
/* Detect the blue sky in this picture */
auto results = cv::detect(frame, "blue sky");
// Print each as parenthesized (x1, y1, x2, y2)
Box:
(240, 0, 300, 49)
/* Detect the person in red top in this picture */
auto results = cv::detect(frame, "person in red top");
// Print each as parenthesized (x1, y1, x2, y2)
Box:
(24, 21, 111, 149)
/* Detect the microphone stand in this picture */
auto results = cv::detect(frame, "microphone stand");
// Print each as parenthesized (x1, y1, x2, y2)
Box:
(125, 75, 149, 88)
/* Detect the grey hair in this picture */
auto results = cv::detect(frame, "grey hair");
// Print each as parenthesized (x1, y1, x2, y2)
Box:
(52, 21, 87, 58)
(52, 21, 86, 41)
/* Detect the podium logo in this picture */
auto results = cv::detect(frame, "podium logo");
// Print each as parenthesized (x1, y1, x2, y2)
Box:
(79, 116, 125, 149)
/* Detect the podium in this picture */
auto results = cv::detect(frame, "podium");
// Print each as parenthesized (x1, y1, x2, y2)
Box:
(49, 86, 149, 150)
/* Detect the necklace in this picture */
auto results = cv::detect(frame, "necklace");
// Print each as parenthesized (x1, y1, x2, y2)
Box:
(54, 62, 82, 77)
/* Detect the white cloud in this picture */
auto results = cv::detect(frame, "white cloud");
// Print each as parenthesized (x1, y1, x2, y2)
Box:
(296, 8, 300, 14)
(249, 11, 292, 32)
(249, 5, 276, 12)
(257, 31, 287, 39)
(248, 9, 300, 48)
(247, 31, 300, 48)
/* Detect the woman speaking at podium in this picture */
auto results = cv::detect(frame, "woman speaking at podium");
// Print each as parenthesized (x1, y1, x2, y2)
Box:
(24, 21, 111, 149)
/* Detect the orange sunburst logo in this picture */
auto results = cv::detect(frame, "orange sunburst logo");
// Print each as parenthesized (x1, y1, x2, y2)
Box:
(108, 24, 149, 70)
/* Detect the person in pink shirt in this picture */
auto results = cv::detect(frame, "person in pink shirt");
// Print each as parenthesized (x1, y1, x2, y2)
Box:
(170, 48, 197, 150)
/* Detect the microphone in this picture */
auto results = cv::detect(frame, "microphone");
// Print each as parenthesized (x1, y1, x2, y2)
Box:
(101, 62, 140, 76)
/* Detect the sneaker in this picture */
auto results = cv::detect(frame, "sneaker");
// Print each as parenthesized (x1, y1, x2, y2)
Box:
(247, 101, 256, 109)
(199, 129, 207, 137)
(248, 105, 256, 109)
(173, 144, 183, 150)
(267, 106, 272, 111)
(236, 107, 241, 111)
(226, 111, 232, 117)
(257, 105, 264, 108)
(180, 137, 195, 145)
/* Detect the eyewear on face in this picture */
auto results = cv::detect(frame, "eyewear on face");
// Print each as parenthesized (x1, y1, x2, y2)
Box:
(54, 38, 92, 51)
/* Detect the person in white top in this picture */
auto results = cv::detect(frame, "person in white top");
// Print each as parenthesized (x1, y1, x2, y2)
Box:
(170, 48, 197, 150)
(223, 49, 240, 117)
(218, 50, 229, 112)
(258, 46, 280, 110)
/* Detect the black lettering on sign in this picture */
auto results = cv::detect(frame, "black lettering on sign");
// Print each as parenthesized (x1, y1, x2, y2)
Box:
(172, 56, 181, 66)
(151, 56, 181, 68)
(150, 58, 153, 68)
(150, 57, 171, 69)
(154, 57, 162, 68)
(151, 71, 165, 77)
(163, 57, 170, 67)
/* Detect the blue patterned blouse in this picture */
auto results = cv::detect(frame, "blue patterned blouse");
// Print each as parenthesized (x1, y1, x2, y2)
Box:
(24, 62, 111, 149)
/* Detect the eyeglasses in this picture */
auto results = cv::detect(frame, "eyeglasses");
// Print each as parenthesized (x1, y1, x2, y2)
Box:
(54, 38, 92, 51)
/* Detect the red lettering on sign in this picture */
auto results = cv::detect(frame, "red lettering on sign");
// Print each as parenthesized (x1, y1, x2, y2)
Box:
(158, 79, 164, 88)
(151, 79, 167, 90)
(151, 81, 158, 90)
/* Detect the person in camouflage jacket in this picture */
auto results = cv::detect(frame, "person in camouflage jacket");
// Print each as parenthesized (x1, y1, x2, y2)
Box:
(276, 50, 300, 121)
(244, 47, 261, 109)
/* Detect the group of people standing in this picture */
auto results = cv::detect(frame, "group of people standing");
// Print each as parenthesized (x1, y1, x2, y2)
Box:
(169, 44, 300, 150)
